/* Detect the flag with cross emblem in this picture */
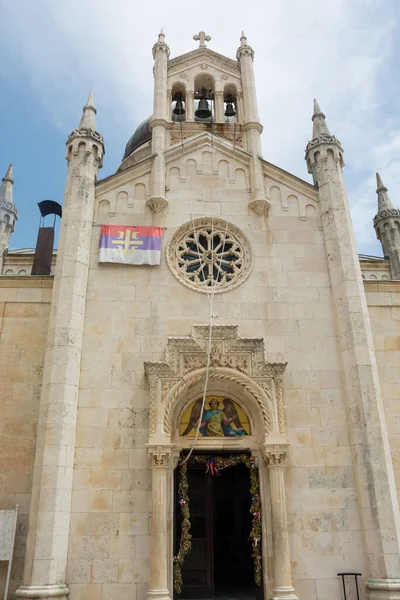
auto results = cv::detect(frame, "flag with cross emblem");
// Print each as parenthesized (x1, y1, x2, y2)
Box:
(98, 225, 163, 265)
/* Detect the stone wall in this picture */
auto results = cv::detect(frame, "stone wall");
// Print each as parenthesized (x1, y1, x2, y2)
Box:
(0, 277, 51, 598)
(66, 150, 365, 600)
(366, 280, 400, 498)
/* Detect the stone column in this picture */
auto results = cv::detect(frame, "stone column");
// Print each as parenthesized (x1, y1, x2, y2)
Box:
(306, 102, 400, 600)
(186, 90, 194, 122)
(16, 94, 104, 600)
(262, 444, 298, 600)
(214, 91, 224, 123)
(236, 33, 269, 215)
(148, 31, 169, 211)
(147, 445, 173, 600)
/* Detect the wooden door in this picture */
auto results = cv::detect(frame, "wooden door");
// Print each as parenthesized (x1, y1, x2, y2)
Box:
(175, 464, 213, 598)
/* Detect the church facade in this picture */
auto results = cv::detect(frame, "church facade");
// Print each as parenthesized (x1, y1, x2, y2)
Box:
(1, 31, 400, 600)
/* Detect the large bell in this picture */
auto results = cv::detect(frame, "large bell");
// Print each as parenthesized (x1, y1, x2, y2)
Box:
(224, 101, 236, 118)
(173, 99, 185, 116)
(195, 98, 212, 119)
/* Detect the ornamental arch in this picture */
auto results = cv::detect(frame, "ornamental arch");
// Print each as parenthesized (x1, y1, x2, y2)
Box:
(144, 325, 300, 600)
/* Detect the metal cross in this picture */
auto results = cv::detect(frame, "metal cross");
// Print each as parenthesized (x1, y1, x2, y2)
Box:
(193, 31, 211, 48)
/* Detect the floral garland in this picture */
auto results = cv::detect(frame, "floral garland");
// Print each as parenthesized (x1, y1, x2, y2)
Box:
(174, 454, 262, 593)
(173, 462, 192, 594)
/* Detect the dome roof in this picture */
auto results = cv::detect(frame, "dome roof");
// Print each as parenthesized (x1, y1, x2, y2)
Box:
(122, 117, 152, 161)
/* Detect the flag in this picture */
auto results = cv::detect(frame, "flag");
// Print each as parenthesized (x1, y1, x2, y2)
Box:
(99, 225, 163, 265)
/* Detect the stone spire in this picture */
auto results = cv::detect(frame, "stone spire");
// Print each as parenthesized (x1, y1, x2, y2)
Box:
(79, 91, 97, 129)
(0, 163, 17, 274)
(312, 99, 331, 139)
(374, 172, 400, 279)
(0, 164, 14, 206)
(376, 172, 393, 212)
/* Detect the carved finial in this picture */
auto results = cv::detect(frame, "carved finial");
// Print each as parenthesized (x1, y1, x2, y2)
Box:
(0, 163, 14, 207)
(240, 31, 247, 46)
(79, 91, 97, 129)
(376, 172, 393, 212)
(193, 31, 211, 48)
(311, 98, 331, 139)
(158, 29, 165, 42)
(2, 164, 13, 184)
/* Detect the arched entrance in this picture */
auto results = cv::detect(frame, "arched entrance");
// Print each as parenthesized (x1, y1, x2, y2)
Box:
(144, 326, 299, 600)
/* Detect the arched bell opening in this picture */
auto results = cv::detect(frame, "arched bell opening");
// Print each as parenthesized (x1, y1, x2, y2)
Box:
(194, 73, 215, 123)
(171, 82, 186, 122)
(223, 83, 238, 124)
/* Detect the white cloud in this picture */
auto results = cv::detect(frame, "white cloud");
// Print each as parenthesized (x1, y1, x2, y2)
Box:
(0, 0, 399, 254)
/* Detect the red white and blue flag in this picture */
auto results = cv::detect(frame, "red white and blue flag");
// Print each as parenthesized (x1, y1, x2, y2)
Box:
(99, 225, 163, 265)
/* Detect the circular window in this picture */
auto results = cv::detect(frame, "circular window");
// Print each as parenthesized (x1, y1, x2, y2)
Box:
(166, 218, 254, 293)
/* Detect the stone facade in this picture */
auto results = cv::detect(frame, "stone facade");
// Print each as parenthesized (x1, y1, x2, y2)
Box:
(1, 31, 400, 600)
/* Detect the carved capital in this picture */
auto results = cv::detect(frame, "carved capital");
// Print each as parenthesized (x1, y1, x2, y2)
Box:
(262, 443, 289, 467)
(215, 91, 224, 100)
(148, 445, 173, 467)
(186, 90, 194, 99)
(249, 199, 270, 216)
(147, 197, 169, 213)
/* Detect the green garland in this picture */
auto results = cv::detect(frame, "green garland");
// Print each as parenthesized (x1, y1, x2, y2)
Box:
(173, 454, 262, 593)
(173, 463, 192, 594)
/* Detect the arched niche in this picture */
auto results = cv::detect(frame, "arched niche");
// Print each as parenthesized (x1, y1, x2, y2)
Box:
(98, 199, 110, 216)
(223, 83, 238, 123)
(116, 191, 128, 212)
(194, 73, 215, 122)
(171, 82, 186, 122)
(235, 168, 246, 189)
(134, 183, 146, 202)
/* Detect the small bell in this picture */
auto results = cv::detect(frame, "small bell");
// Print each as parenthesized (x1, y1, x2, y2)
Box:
(173, 99, 185, 116)
(195, 98, 212, 119)
(224, 101, 236, 118)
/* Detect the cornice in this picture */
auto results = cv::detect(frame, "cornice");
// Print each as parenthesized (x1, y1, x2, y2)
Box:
(166, 132, 251, 167)
(374, 208, 400, 228)
(261, 159, 318, 201)
(0, 276, 53, 288)
(95, 155, 154, 196)
(168, 48, 240, 78)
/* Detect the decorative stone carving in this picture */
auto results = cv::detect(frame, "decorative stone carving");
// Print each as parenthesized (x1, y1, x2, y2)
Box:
(262, 443, 289, 466)
(66, 127, 104, 146)
(179, 72, 188, 80)
(148, 445, 172, 467)
(249, 199, 270, 216)
(146, 197, 168, 213)
(166, 217, 254, 294)
(144, 325, 287, 440)
(170, 132, 190, 145)
(305, 134, 343, 154)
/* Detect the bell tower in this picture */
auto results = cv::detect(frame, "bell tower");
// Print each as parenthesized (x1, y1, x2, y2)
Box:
(147, 30, 269, 215)
(0, 164, 17, 274)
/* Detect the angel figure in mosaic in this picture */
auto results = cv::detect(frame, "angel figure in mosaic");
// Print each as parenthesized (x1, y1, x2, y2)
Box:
(181, 396, 247, 437)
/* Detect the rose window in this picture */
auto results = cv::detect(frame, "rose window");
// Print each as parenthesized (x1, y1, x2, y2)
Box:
(166, 218, 254, 293)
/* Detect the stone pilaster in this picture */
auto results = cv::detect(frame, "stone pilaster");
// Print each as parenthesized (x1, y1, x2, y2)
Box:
(150, 30, 169, 210)
(306, 101, 400, 600)
(236, 33, 269, 214)
(16, 95, 104, 600)
(147, 445, 173, 600)
(186, 90, 194, 122)
(214, 91, 224, 123)
(262, 444, 298, 600)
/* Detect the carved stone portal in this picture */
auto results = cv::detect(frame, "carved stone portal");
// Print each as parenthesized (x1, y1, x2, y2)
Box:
(144, 325, 287, 441)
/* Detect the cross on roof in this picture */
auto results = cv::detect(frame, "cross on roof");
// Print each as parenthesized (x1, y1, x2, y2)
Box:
(193, 31, 211, 48)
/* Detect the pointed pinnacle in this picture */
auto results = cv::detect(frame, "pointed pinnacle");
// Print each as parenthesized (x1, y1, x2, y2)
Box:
(311, 98, 331, 138)
(158, 29, 165, 42)
(0, 163, 14, 206)
(2, 164, 13, 184)
(79, 91, 97, 129)
(376, 172, 387, 192)
(376, 172, 393, 212)
(313, 98, 324, 117)
(240, 31, 247, 46)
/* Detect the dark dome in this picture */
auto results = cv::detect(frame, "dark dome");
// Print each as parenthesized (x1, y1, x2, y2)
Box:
(122, 117, 152, 161)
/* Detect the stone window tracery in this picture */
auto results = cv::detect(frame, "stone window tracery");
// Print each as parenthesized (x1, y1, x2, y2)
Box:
(166, 217, 254, 293)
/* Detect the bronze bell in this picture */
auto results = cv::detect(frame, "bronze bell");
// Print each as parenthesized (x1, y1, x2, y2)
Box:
(173, 98, 185, 116)
(195, 98, 212, 119)
(225, 101, 236, 117)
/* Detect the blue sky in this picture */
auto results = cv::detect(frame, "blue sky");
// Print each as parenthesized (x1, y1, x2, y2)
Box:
(0, 0, 399, 255)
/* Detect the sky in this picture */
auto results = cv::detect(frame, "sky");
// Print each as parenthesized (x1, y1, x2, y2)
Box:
(0, 0, 399, 255)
